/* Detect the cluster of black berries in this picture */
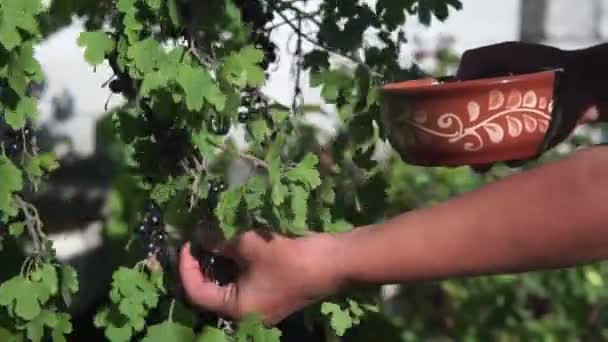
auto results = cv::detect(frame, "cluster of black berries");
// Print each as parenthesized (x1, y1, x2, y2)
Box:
(190, 178, 239, 286)
(1, 126, 34, 161)
(238, 89, 268, 123)
(136, 201, 168, 258)
(190, 244, 239, 287)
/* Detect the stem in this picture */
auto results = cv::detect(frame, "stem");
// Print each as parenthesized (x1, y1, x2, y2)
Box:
(274, 10, 382, 78)
(208, 141, 270, 170)
(15, 196, 45, 254)
(168, 299, 176, 322)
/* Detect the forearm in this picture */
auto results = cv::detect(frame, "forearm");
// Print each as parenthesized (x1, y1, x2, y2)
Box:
(328, 147, 608, 285)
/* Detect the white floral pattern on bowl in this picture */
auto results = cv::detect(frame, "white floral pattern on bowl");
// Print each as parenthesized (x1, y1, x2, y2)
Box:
(402, 89, 552, 152)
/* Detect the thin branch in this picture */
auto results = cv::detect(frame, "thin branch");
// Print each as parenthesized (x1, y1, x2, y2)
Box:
(168, 299, 176, 322)
(292, 13, 304, 114)
(15, 196, 45, 254)
(275, 10, 382, 78)
(209, 140, 269, 170)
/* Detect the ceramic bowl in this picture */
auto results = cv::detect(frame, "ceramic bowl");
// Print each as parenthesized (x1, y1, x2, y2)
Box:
(380, 70, 562, 167)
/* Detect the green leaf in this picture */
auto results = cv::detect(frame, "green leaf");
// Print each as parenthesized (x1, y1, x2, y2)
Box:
(286, 154, 321, 190)
(0, 156, 23, 214)
(270, 109, 289, 124)
(25, 309, 57, 342)
(167, 0, 182, 27)
(236, 314, 281, 342)
(51, 312, 73, 342)
(215, 187, 243, 239)
(243, 176, 267, 210)
(0, 0, 44, 50)
(25, 152, 59, 180)
(77, 31, 115, 66)
(222, 45, 265, 88)
(32, 263, 59, 296)
(5, 96, 37, 130)
(249, 119, 271, 142)
(290, 185, 309, 234)
(150, 176, 190, 204)
(321, 302, 353, 336)
(0, 276, 51, 320)
(140, 71, 169, 96)
(8, 222, 24, 237)
(106, 324, 133, 342)
(141, 321, 195, 342)
(198, 327, 229, 342)
(149, 269, 165, 293)
(177, 64, 225, 111)
(127, 38, 164, 75)
(60, 265, 79, 307)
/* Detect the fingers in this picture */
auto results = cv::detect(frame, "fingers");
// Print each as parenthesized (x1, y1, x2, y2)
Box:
(456, 42, 568, 81)
(179, 243, 236, 315)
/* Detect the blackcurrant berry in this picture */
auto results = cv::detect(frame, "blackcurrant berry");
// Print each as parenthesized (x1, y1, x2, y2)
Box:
(136, 223, 150, 235)
(109, 79, 123, 94)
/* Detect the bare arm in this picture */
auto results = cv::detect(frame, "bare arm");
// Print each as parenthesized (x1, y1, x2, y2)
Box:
(179, 146, 608, 324)
(332, 146, 608, 285)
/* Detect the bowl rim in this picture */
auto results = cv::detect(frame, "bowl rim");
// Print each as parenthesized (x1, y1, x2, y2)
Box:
(381, 68, 563, 94)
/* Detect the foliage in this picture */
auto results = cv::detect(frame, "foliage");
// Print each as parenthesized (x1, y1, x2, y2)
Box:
(3, 0, 608, 341)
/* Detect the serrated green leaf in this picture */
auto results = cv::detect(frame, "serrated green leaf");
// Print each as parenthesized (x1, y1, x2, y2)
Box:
(25, 152, 59, 180)
(25, 309, 57, 342)
(0, 0, 44, 50)
(244, 176, 267, 210)
(127, 38, 165, 75)
(60, 265, 79, 307)
(236, 314, 281, 342)
(93, 307, 110, 328)
(177, 64, 225, 111)
(141, 321, 195, 342)
(150, 176, 190, 204)
(0, 24, 21, 50)
(28, 263, 59, 298)
(5, 96, 36, 130)
(0, 156, 23, 214)
(286, 154, 321, 190)
(0, 276, 51, 320)
(150, 270, 165, 293)
(77, 31, 114, 66)
(222, 45, 265, 88)
(215, 187, 243, 239)
(321, 302, 353, 336)
(116, 0, 137, 14)
(51, 312, 73, 342)
(290, 185, 309, 234)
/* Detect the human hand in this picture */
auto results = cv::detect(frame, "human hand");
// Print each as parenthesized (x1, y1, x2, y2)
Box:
(456, 42, 601, 171)
(179, 230, 342, 325)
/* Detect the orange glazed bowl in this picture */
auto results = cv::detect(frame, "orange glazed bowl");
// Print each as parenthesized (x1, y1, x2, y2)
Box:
(380, 70, 562, 167)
